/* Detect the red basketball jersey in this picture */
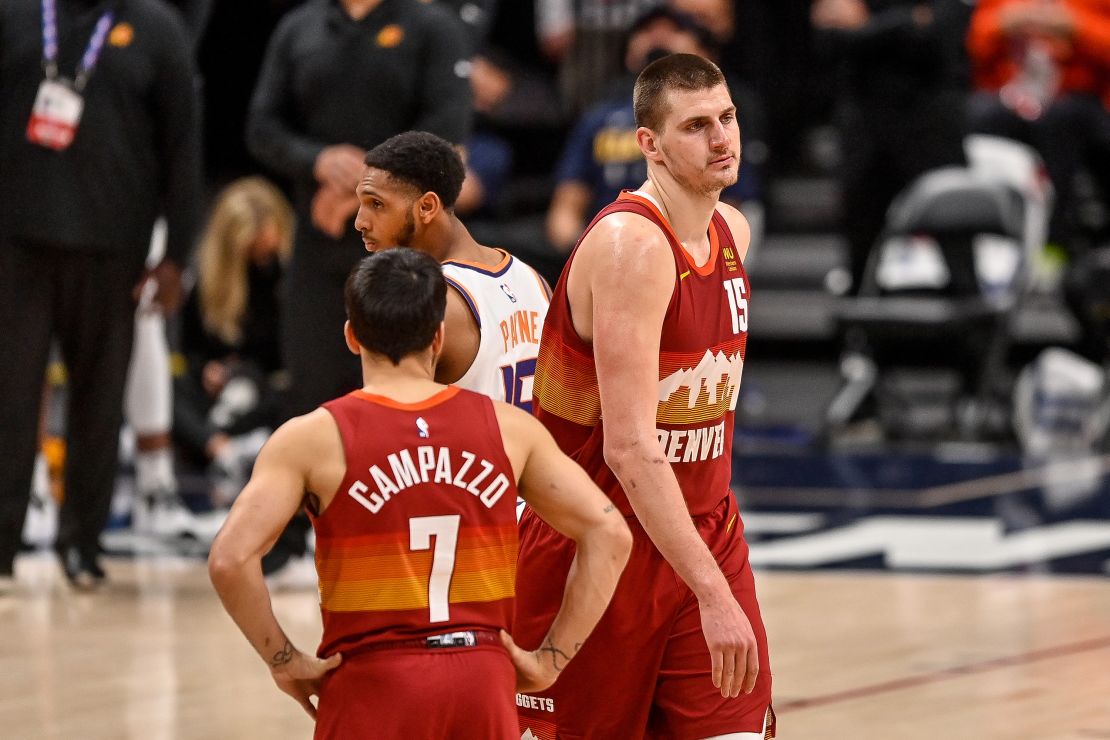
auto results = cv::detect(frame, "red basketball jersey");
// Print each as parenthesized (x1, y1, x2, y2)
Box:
(312, 387, 519, 658)
(533, 191, 750, 517)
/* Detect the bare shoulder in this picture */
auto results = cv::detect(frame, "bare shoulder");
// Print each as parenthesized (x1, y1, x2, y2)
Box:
(263, 408, 340, 464)
(714, 201, 752, 261)
(492, 400, 542, 442)
(578, 211, 674, 274)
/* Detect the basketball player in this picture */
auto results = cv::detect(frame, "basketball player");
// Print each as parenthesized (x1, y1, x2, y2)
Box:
(209, 249, 631, 738)
(354, 131, 551, 412)
(515, 54, 775, 739)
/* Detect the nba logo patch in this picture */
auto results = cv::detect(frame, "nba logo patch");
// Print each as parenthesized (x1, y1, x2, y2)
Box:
(416, 417, 430, 438)
(500, 283, 517, 303)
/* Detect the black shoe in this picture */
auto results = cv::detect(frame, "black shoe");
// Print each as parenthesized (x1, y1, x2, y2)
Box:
(56, 545, 106, 590)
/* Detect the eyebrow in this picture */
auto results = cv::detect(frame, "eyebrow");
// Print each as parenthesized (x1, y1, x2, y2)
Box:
(680, 105, 736, 126)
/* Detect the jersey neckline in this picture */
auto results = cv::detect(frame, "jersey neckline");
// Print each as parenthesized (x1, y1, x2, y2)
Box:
(442, 248, 512, 277)
(350, 385, 460, 410)
(618, 191, 720, 277)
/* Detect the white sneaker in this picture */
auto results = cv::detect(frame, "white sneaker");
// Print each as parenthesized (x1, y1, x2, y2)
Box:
(132, 492, 224, 543)
(23, 465, 59, 548)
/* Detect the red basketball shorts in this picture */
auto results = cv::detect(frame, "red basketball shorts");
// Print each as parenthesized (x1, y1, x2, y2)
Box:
(513, 493, 773, 739)
(314, 644, 518, 739)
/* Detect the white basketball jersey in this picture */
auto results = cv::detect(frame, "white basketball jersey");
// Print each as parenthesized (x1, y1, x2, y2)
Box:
(441, 249, 551, 412)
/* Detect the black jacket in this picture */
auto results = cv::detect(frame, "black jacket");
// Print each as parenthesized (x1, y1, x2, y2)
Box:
(0, 0, 202, 264)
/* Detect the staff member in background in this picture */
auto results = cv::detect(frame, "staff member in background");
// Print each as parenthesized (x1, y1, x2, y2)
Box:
(0, 0, 202, 590)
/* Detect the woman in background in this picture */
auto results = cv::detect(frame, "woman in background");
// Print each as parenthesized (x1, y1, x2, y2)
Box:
(174, 177, 292, 505)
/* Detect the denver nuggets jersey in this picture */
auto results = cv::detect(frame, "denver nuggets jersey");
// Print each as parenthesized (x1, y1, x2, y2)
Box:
(442, 249, 551, 412)
(313, 387, 519, 657)
(533, 191, 750, 518)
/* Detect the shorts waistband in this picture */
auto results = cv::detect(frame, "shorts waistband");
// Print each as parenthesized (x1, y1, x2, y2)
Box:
(342, 630, 502, 659)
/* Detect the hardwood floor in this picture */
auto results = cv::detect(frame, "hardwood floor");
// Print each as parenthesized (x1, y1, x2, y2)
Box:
(1, 555, 1107, 739)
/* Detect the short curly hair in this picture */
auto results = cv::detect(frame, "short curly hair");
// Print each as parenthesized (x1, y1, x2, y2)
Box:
(363, 131, 466, 209)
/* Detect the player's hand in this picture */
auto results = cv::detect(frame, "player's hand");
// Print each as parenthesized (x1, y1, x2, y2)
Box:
(499, 629, 562, 693)
(269, 650, 343, 720)
(313, 144, 366, 192)
(698, 594, 758, 698)
(133, 259, 184, 315)
(311, 185, 361, 238)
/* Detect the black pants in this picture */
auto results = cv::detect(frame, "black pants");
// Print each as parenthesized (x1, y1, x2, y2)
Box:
(0, 239, 146, 569)
(272, 228, 363, 565)
(282, 228, 364, 418)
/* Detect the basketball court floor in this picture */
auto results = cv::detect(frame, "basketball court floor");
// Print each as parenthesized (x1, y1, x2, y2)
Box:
(4, 352, 1109, 739)
(3, 431, 1108, 739)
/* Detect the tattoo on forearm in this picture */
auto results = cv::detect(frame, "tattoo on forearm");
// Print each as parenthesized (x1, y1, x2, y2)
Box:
(270, 639, 294, 668)
(603, 504, 615, 513)
(536, 636, 574, 673)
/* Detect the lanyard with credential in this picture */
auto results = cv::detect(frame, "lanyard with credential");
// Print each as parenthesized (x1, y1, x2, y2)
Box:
(41, 0, 114, 93)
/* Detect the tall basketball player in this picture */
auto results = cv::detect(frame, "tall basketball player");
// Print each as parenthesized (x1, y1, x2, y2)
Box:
(515, 54, 775, 739)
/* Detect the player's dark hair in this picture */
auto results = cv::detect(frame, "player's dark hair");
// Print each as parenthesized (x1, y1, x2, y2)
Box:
(344, 248, 446, 365)
(633, 53, 726, 132)
(363, 131, 466, 209)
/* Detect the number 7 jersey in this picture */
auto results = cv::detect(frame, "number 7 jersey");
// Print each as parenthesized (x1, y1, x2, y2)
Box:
(442, 249, 552, 411)
(312, 387, 519, 657)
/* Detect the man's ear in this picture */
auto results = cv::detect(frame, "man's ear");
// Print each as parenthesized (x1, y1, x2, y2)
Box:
(430, 320, 446, 363)
(637, 126, 662, 162)
(417, 191, 442, 224)
(343, 320, 361, 356)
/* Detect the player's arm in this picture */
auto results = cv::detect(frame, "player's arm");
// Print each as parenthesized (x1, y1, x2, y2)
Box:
(434, 283, 480, 384)
(495, 404, 632, 693)
(208, 411, 342, 719)
(584, 217, 758, 698)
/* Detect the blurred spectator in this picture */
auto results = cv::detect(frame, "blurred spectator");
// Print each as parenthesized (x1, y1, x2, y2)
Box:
(546, 6, 764, 253)
(967, 0, 1110, 255)
(174, 177, 292, 507)
(246, 0, 472, 579)
(537, 0, 662, 113)
(0, 0, 202, 589)
(812, 0, 972, 295)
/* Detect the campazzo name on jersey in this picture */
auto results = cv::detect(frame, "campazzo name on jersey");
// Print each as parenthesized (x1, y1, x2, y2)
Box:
(346, 446, 510, 514)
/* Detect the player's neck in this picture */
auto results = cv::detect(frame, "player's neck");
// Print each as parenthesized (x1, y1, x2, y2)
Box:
(359, 353, 443, 401)
(340, 0, 384, 21)
(640, 172, 718, 247)
(429, 215, 500, 267)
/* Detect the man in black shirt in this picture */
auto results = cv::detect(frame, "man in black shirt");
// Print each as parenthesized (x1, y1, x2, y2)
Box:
(246, 0, 472, 577)
(0, 0, 203, 589)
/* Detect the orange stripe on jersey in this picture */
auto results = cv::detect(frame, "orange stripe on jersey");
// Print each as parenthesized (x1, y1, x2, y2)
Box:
(617, 192, 720, 277)
(442, 248, 512, 275)
(351, 386, 460, 411)
(317, 524, 517, 614)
